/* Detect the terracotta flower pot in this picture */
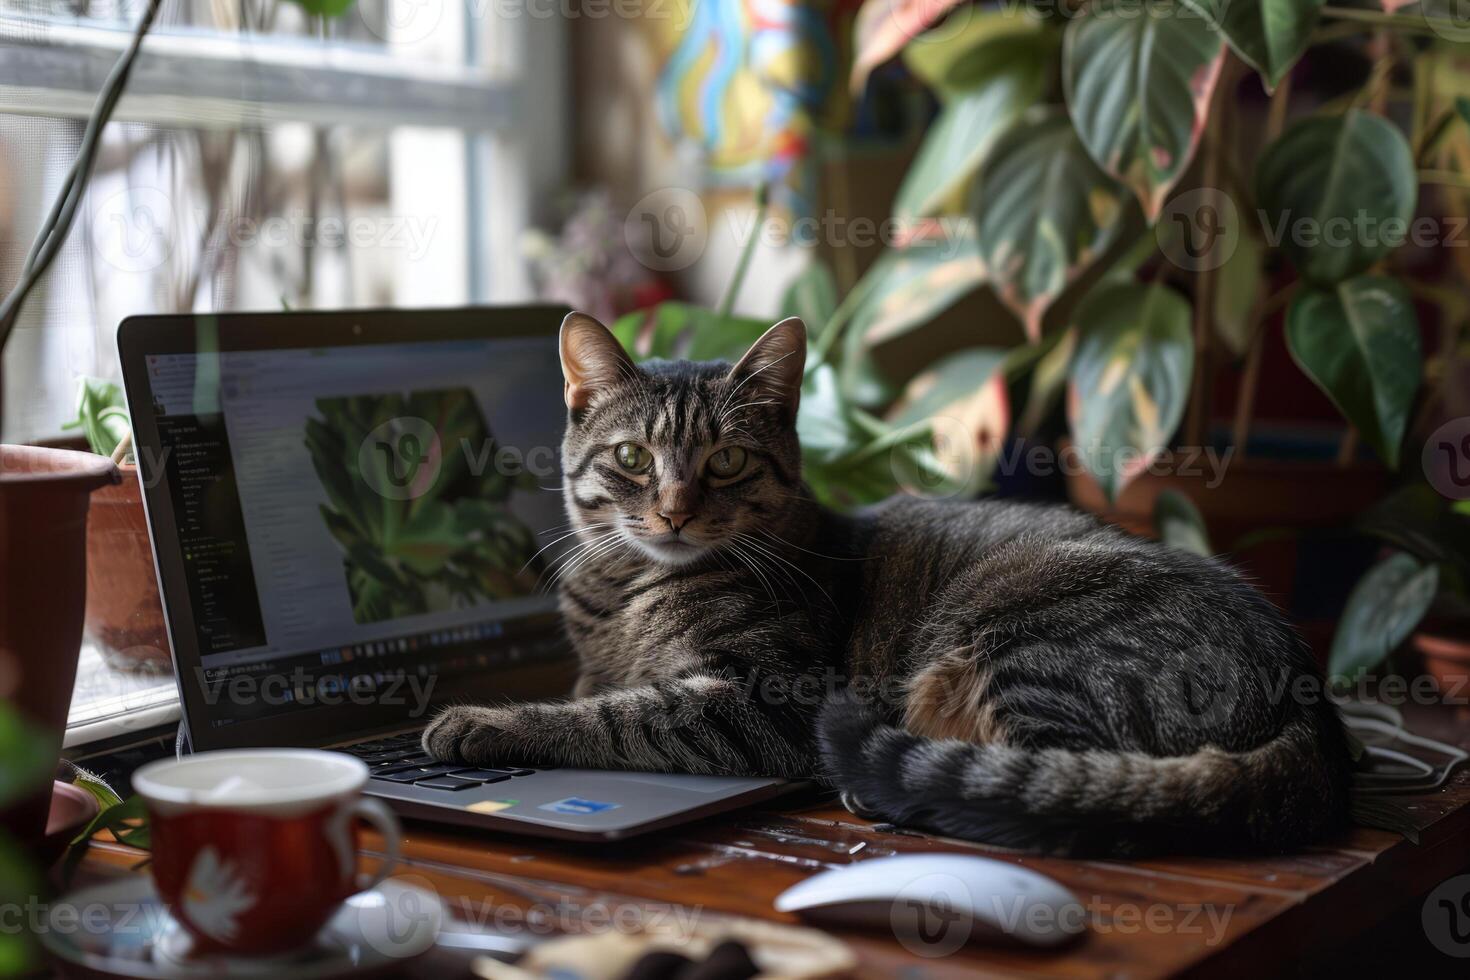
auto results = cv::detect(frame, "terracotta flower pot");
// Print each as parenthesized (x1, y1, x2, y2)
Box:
(1413, 627, 1470, 720)
(84, 463, 170, 673)
(0, 444, 118, 843)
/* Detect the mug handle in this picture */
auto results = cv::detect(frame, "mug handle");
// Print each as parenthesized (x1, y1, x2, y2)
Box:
(330, 796, 402, 893)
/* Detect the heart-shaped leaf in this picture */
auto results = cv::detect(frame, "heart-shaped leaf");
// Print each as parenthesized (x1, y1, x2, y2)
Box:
(851, 0, 971, 94)
(1063, 0, 1227, 221)
(1067, 280, 1194, 500)
(888, 347, 1011, 493)
(1154, 489, 1213, 556)
(1256, 111, 1418, 284)
(1285, 276, 1422, 467)
(1179, 0, 1325, 88)
(850, 229, 988, 347)
(974, 108, 1129, 342)
(1329, 552, 1439, 681)
(895, 23, 1050, 221)
(902, 6, 1051, 95)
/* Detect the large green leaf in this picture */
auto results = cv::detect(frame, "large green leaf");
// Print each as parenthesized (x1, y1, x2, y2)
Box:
(895, 37, 1049, 221)
(902, 6, 1051, 96)
(1179, 0, 1324, 88)
(895, 11, 1053, 220)
(974, 108, 1129, 342)
(1067, 280, 1195, 500)
(887, 347, 1010, 494)
(1329, 553, 1439, 681)
(850, 229, 988, 348)
(1256, 111, 1418, 284)
(1285, 277, 1422, 467)
(1063, 0, 1226, 221)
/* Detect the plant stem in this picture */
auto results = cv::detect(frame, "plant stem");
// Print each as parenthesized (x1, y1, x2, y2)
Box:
(718, 183, 768, 319)
(1186, 55, 1238, 448)
(1228, 57, 1296, 460)
(1336, 426, 1359, 466)
(809, 261, 881, 366)
(824, 136, 860, 295)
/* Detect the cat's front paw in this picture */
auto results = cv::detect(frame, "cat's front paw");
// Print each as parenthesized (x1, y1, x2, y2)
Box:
(421, 705, 511, 766)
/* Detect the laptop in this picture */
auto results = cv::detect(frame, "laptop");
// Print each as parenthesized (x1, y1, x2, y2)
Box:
(117, 305, 794, 840)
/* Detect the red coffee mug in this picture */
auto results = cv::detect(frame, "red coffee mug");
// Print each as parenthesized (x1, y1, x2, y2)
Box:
(133, 749, 401, 957)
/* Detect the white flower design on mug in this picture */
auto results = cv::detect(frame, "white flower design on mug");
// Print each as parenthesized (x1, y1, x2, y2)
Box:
(182, 847, 256, 941)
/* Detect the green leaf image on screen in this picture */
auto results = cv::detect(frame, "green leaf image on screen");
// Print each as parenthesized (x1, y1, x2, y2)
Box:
(304, 388, 545, 624)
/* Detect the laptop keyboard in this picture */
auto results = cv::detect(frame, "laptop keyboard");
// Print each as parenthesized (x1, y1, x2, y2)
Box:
(340, 733, 539, 792)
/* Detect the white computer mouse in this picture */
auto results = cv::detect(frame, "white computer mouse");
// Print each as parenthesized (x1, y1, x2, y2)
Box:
(774, 853, 1086, 949)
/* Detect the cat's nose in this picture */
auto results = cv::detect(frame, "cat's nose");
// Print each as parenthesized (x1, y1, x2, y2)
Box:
(660, 511, 693, 533)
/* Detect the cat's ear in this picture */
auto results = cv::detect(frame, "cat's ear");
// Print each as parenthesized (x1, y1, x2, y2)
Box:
(727, 317, 806, 419)
(559, 312, 635, 410)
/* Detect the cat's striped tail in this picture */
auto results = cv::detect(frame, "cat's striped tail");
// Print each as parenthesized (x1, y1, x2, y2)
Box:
(815, 690, 1350, 855)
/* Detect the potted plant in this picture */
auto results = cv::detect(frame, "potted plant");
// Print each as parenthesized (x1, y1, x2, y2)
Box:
(616, 0, 1469, 661)
(62, 380, 171, 674)
(1328, 484, 1470, 707)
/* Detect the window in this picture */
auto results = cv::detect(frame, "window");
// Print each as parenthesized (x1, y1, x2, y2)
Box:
(0, 0, 567, 739)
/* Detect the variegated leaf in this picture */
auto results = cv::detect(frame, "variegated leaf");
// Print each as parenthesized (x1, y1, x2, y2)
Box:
(1285, 276, 1422, 467)
(851, 224, 987, 346)
(1330, 553, 1439, 681)
(974, 108, 1129, 342)
(1256, 111, 1417, 285)
(1067, 280, 1194, 500)
(888, 347, 1011, 494)
(851, 0, 971, 94)
(1179, 0, 1325, 89)
(1063, 0, 1226, 221)
(895, 11, 1051, 221)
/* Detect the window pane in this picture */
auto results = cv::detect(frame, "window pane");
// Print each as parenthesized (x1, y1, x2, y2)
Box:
(2, 118, 470, 441)
(12, 0, 470, 66)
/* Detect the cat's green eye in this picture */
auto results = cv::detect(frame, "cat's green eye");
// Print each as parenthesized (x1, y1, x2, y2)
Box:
(614, 442, 652, 473)
(707, 446, 747, 478)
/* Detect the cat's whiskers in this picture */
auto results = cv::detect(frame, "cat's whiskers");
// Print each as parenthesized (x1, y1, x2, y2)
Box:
(548, 529, 637, 589)
(724, 537, 791, 615)
(538, 529, 623, 593)
(521, 522, 616, 574)
(732, 531, 835, 609)
(756, 528, 870, 562)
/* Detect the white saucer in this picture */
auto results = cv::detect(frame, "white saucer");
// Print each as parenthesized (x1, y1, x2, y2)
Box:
(41, 875, 443, 979)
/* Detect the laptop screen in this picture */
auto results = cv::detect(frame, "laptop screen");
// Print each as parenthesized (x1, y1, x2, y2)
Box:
(138, 333, 569, 731)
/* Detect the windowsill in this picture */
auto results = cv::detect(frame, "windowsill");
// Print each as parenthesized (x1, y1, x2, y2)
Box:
(65, 640, 179, 749)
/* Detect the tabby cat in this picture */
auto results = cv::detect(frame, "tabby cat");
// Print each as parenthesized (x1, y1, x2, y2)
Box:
(424, 312, 1352, 855)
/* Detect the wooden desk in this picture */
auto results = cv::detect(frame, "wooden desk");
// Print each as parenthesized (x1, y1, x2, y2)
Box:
(75, 708, 1470, 978)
